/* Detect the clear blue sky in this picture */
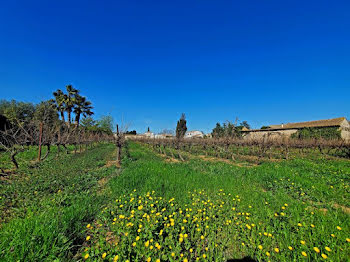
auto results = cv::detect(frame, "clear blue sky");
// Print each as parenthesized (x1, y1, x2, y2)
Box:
(1, 0, 349, 133)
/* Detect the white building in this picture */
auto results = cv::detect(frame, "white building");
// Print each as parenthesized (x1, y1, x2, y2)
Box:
(184, 130, 204, 139)
(144, 131, 155, 138)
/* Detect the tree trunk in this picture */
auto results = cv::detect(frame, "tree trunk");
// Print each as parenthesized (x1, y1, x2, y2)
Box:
(67, 110, 71, 127)
(60, 111, 65, 123)
(41, 144, 51, 160)
(76, 114, 81, 127)
(11, 150, 19, 169)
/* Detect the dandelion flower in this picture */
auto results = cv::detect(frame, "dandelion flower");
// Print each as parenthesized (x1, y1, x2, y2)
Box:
(86, 236, 90, 241)
(288, 246, 293, 250)
(337, 226, 342, 230)
(102, 253, 107, 259)
(301, 251, 307, 257)
(346, 238, 350, 243)
(321, 253, 328, 259)
(171, 252, 175, 257)
(84, 254, 89, 259)
(325, 247, 331, 252)
(300, 240, 305, 245)
(258, 245, 263, 250)
(274, 248, 279, 253)
(313, 247, 320, 253)
(113, 255, 119, 261)
(266, 252, 270, 257)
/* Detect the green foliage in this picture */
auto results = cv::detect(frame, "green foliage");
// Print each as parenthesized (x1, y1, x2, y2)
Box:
(261, 125, 270, 129)
(176, 113, 187, 139)
(0, 144, 117, 261)
(240, 120, 250, 129)
(83, 142, 350, 261)
(1, 142, 349, 261)
(291, 127, 341, 140)
(125, 130, 137, 135)
(33, 100, 59, 125)
(212, 121, 248, 138)
(73, 94, 94, 126)
(52, 85, 94, 126)
(81, 116, 96, 128)
(0, 99, 35, 123)
(97, 115, 114, 134)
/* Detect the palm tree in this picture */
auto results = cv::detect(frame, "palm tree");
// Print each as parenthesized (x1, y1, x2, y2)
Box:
(73, 95, 94, 127)
(65, 85, 79, 127)
(52, 89, 67, 122)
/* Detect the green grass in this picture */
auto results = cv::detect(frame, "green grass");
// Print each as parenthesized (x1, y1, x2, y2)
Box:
(83, 142, 349, 261)
(0, 143, 118, 261)
(1, 142, 349, 261)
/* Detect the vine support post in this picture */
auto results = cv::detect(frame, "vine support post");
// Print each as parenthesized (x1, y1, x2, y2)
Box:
(116, 124, 121, 166)
(37, 122, 43, 162)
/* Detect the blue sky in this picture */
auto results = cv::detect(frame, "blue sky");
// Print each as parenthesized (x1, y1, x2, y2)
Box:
(0, 0, 349, 133)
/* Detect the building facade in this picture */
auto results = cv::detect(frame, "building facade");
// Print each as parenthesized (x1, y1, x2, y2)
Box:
(242, 117, 350, 141)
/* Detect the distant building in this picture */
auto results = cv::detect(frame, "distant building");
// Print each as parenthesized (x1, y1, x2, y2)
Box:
(242, 117, 350, 141)
(184, 130, 204, 139)
(144, 131, 155, 138)
(155, 133, 174, 139)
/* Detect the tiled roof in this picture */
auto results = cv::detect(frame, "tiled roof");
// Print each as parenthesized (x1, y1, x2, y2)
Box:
(242, 117, 346, 132)
(269, 117, 345, 129)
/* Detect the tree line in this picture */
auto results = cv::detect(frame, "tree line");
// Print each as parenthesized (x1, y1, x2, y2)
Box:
(0, 85, 118, 173)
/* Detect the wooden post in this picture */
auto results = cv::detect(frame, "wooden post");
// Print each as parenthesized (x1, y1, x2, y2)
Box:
(116, 124, 121, 165)
(37, 122, 43, 162)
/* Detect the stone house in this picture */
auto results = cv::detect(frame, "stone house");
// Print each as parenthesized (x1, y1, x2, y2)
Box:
(184, 130, 204, 139)
(242, 117, 350, 141)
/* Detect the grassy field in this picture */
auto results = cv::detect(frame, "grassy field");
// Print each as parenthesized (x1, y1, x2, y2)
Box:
(0, 143, 119, 261)
(0, 142, 349, 261)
